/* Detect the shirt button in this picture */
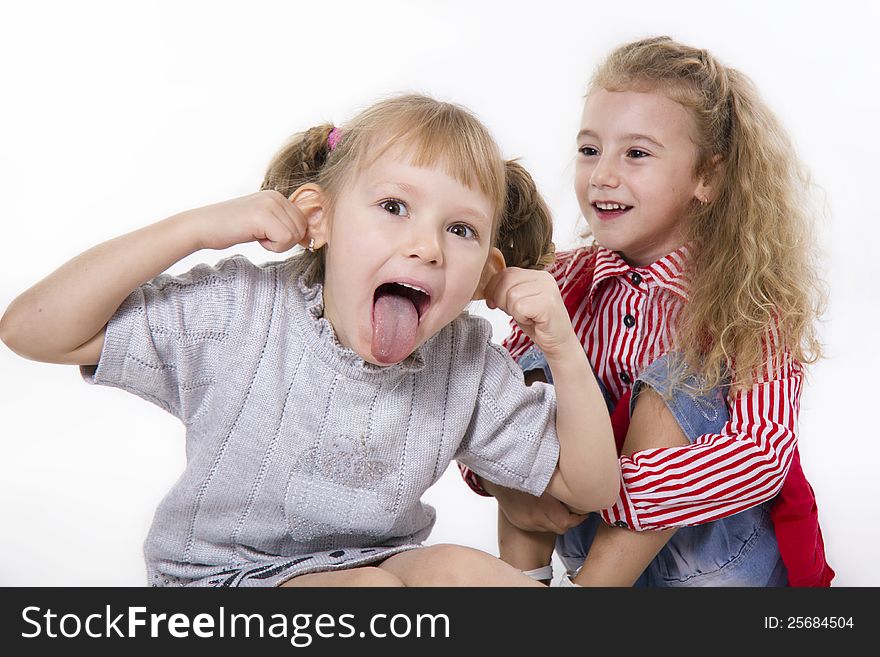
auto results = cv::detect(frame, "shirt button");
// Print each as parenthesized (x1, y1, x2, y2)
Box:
(631, 272, 642, 286)
(620, 372, 631, 385)
(614, 520, 629, 528)
(623, 314, 636, 328)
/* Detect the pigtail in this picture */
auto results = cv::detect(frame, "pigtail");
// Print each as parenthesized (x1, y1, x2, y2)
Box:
(497, 160, 555, 270)
(260, 124, 336, 196)
(259, 124, 336, 284)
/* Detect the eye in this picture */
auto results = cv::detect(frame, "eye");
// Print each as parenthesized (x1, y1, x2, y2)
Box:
(448, 223, 477, 240)
(626, 148, 651, 159)
(380, 199, 408, 216)
(578, 145, 599, 157)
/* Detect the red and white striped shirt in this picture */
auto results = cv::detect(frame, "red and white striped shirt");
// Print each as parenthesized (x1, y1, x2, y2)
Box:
(474, 244, 801, 531)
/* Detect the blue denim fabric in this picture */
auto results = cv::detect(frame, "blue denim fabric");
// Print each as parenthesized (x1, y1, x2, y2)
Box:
(517, 345, 556, 385)
(520, 348, 787, 587)
(518, 345, 616, 413)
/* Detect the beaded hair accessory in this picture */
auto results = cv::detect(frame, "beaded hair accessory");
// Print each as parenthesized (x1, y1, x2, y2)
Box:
(327, 127, 343, 151)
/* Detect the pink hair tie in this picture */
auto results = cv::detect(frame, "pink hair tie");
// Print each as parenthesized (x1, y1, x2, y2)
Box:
(327, 127, 343, 151)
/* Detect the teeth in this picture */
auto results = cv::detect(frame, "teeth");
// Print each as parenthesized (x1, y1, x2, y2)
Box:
(595, 202, 629, 211)
(398, 282, 428, 295)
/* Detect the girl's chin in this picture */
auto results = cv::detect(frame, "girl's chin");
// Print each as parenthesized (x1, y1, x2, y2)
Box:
(588, 226, 635, 252)
(589, 233, 626, 251)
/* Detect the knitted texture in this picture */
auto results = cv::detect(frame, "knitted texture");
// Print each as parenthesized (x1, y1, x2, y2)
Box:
(83, 254, 559, 586)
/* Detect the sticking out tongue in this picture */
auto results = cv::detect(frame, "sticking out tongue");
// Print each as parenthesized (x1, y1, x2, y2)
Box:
(371, 287, 419, 364)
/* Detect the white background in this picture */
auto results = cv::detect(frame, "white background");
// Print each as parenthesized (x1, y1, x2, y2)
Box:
(1, 1, 877, 586)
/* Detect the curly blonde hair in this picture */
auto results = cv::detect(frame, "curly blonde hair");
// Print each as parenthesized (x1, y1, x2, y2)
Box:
(261, 94, 554, 283)
(590, 36, 826, 390)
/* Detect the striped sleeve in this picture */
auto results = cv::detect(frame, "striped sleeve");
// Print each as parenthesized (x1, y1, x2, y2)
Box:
(601, 354, 803, 531)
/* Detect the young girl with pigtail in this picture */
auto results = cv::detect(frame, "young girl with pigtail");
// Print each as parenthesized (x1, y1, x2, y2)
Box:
(462, 37, 833, 587)
(1, 94, 619, 587)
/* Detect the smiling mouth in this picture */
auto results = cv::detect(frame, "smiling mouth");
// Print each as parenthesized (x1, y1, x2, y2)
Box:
(592, 201, 632, 218)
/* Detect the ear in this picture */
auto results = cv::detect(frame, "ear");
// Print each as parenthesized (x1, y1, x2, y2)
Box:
(694, 154, 723, 204)
(472, 247, 506, 301)
(288, 183, 330, 249)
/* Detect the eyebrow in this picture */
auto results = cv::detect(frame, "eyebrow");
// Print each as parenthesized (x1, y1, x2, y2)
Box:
(577, 129, 665, 150)
(371, 181, 421, 197)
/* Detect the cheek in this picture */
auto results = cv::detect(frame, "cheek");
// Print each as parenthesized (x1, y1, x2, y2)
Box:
(573, 163, 592, 207)
(330, 225, 381, 264)
(448, 250, 490, 297)
(657, 180, 694, 212)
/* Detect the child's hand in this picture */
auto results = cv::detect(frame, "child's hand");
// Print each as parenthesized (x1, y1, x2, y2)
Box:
(484, 268, 577, 360)
(183, 191, 309, 253)
(487, 481, 588, 534)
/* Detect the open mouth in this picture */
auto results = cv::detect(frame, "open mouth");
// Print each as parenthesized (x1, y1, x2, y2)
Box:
(373, 282, 431, 320)
(370, 282, 432, 364)
(592, 201, 632, 218)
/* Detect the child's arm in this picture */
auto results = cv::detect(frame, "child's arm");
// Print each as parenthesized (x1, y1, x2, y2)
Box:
(484, 267, 618, 512)
(484, 367, 589, 576)
(571, 386, 687, 585)
(0, 192, 307, 365)
(496, 508, 557, 579)
(572, 525, 677, 586)
(485, 382, 690, 585)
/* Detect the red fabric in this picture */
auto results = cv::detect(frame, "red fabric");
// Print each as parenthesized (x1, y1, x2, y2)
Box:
(579, 253, 834, 587)
(458, 461, 492, 497)
(770, 449, 835, 586)
(560, 253, 596, 321)
(610, 389, 631, 456)
(557, 247, 833, 586)
(610, 402, 833, 587)
(462, 245, 833, 586)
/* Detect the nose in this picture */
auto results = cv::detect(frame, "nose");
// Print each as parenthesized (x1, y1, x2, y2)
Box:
(590, 154, 620, 189)
(403, 222, 443, 265)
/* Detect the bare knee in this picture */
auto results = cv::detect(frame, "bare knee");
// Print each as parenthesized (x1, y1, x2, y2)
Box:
(417, 544, 527, 586)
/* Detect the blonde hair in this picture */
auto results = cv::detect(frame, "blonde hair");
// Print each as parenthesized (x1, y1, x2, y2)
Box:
(588, 36, 825, 391)
(261, 94, 554, 282)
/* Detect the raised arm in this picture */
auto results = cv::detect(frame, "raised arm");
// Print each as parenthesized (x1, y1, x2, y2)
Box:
(0, 191, 307, 365)
(484, 267, 618, 512)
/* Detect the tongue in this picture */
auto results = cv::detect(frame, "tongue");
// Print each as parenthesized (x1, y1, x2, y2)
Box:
(371, 291, 419, 364)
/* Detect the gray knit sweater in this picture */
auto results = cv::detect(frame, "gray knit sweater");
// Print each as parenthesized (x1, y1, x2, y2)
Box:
(83, 254, 559, 586)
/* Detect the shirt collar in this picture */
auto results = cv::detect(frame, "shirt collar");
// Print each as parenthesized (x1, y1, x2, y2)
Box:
(589, 244, 691, 302)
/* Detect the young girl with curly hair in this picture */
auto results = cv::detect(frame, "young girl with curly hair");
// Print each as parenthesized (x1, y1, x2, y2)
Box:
(462, 37, 832, 587)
